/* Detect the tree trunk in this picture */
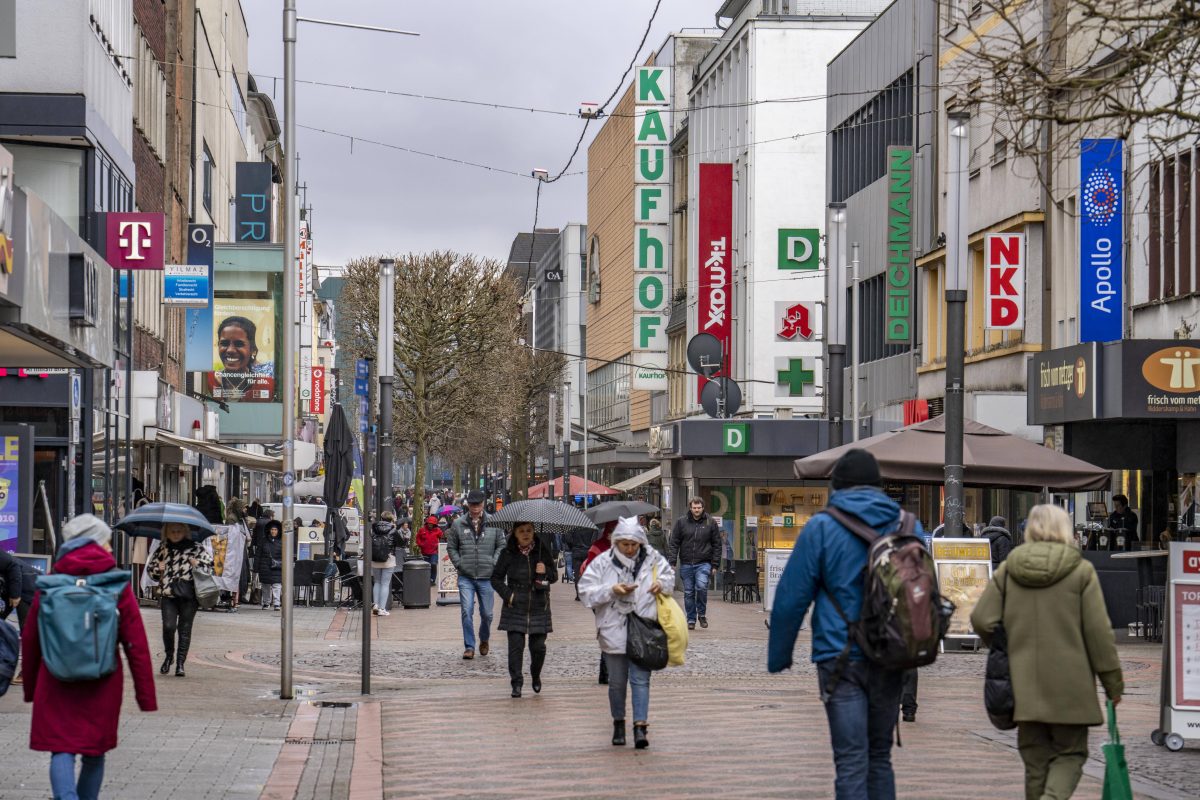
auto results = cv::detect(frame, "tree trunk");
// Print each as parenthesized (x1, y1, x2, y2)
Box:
(413, 367, 427, 524)
(510, 422, 529, 499)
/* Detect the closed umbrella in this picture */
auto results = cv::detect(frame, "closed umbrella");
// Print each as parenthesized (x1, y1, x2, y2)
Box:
(584, 500, 660, 525)
(488, 500, 598, 534)
(114, 503, 215, 542)
(322, 403, 355, 554)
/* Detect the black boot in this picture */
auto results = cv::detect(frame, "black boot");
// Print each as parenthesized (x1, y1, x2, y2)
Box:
(159, 654, 173, 675)
(532, 676, 542, 694)
(510, 679, 522, 698)
(633, 723, 649, 749)
(612, 720, 626, 746)
(175, 659, 186, 678)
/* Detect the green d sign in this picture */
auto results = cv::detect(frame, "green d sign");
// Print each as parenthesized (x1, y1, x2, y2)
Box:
(778, 229, 820, 270)
(723, 422, 750, 453)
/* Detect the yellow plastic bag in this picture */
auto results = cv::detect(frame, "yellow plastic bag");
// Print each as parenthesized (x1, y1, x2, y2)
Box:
(654, 565, 688, 666)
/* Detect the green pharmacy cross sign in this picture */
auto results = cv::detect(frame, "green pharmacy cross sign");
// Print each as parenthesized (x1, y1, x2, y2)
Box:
(777, 359, 815, 396)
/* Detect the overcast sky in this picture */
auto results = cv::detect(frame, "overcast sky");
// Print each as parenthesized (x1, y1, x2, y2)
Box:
(241, 1, 715, 268)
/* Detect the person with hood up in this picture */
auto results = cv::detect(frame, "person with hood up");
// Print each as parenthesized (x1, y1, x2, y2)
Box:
(257, 520, 284, 610)
(23, 515, 157, 800)
(578, 520, 617, 683)
(146, 522, 214, 677)
(971, 504, 1123, 800)
(981, 515, 1013, 570)
(370, 512, 403, 615)
(491, 521, 558, 697)
(768, 449, 924, 800)
(194, 485, 224, 525)
(417, 515, 443, 584)
(578, 516, 674, 750)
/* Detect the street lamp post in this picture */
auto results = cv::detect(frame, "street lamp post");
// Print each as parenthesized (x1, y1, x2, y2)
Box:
(280, 1, 417, 701)
(826, 203, 847, 446)
(850, 243, 861, 442)
(945, 110, 971, 538)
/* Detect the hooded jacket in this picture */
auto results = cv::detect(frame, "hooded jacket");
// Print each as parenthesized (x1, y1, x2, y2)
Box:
(578, 544, 675, 654)
(416, 523, 442, 557)
(768, 487, 924, 671)
(981, 517, 1013, 569)
(22, 542, 157, 755)
(970, 541, 1122, 725)
(370, 520, 402, 568)
(256, 522, 284, 583)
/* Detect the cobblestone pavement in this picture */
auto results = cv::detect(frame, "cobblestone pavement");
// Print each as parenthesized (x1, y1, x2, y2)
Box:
(1, 580, 1198, 798)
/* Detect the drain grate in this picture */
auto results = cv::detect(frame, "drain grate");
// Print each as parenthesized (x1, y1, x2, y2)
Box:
(311, 701, 356, 708)
(285, 738, 350, 746)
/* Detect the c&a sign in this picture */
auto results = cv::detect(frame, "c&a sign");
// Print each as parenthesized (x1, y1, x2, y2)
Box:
(105, 212, 165, 270)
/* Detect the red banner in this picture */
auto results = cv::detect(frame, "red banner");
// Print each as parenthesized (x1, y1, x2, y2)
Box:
(698, 164, 733, 393)
(310, 366, 325, 415)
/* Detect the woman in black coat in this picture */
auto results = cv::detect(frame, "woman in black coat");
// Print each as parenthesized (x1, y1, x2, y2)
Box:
(491, 522, 558, 698)
(256, 520, 284, 610)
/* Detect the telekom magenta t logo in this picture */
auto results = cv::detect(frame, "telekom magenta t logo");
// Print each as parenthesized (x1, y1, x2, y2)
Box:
(105, 212, 165, 270)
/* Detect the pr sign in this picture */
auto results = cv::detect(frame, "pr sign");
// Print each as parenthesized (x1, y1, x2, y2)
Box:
(105, 212, 164, 270)
(1079, 139, 1123, 342)
(984, 233, 1025, 329)
(235, 162, 273, 242)
(632, 65, 671, 392)
(698, 163, 733, 394)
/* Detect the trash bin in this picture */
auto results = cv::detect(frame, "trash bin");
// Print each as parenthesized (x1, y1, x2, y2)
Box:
(402, 558, 431, 608)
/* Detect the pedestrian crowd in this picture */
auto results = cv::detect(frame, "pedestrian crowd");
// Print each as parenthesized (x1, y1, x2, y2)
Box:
(0, 453, 1131, 799)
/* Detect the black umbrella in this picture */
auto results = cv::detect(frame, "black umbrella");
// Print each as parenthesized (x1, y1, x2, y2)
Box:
(114, 503, 216, 542)
(488, 500, 598, 534)
(322, 403, 355, 554)
(584, 500, 660, 525)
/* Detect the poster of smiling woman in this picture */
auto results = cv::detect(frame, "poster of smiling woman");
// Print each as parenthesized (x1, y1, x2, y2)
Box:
(207, 297, 278, 402)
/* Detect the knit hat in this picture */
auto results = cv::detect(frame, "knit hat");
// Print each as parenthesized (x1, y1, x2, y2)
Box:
(989, 516, 1007, 529)
(62, 514, 113, 548)
(426, 515, 437, 525)
(610, 516, 648, 545)
(830, 448, 882, 490)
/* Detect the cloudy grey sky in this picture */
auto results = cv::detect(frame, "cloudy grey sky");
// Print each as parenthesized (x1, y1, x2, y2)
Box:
(241, 1, 715, 267)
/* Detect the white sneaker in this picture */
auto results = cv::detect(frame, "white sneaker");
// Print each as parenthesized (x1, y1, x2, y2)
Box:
(378, 609, 391, 616)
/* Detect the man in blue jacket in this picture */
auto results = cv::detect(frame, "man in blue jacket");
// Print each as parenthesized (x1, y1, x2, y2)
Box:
(768, 449, 921, 800)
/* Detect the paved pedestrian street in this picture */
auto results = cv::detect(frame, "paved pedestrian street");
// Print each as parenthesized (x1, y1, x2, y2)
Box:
(1, 582, 1197, 799)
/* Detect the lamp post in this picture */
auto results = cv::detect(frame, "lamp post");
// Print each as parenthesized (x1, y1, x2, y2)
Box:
(850, 243, 861, 442)
(280, 0, 418, 701)
(944, 110, 971, 538)
(826, 203, 847, 446)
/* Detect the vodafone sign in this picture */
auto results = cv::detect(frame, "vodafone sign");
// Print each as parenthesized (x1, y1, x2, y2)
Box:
(985, 233, 1025, 330)
(310, 366, 326, 415)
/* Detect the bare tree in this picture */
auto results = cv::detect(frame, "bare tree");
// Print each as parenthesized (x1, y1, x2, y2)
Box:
(339, 252, 522, 510)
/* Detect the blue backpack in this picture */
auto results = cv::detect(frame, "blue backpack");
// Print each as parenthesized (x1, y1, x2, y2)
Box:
(0, 619, 18, 696)
(35, 570, 130, 682)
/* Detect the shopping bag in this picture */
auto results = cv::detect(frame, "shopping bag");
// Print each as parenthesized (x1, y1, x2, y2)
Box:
(1101, 700, 1133, 800)
(653, 564, 688, 666)
(626, 612, 669, 671)
(192, 566, 221, 610)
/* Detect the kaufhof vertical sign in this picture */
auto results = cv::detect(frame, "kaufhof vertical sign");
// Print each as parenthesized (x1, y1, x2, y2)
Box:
(885, 146, 913, 344)
(698, 163, 733, 394)
(984, 233, 1025, 329)
(1079, 138, 1123, 342)
(632, 65, 671, 391)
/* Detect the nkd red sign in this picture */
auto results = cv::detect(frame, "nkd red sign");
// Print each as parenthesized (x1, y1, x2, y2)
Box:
(105, 212, 165, 270)
(985, 232, 1025, 330)
(698, 163, 733, 392)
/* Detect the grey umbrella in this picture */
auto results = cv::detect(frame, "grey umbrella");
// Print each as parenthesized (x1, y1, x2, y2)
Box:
(114, 503, 215, 541)
(584, 500, 660, 525)
(488, 500, 598, 534)
(322, 403, 355, 554)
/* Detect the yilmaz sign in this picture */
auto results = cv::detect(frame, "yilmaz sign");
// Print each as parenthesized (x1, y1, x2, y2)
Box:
(885, 146, 913, 344)
(632, 65, 671, 391)
(1079, 139, 1123, 342)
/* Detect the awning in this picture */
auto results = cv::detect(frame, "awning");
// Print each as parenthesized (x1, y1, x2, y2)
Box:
(610, 465, 662, 494)
(155, 431, 283, 473)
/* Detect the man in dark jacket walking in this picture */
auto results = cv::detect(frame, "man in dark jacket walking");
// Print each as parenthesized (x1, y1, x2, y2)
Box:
(981, 515, 1013, 570)
(669, 498, 722, 630)
(768, 449, 924, 800)
(446, 489, 506, 660)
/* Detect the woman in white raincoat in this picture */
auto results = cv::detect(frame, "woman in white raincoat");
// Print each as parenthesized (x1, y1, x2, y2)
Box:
(578, 516, 675, 750)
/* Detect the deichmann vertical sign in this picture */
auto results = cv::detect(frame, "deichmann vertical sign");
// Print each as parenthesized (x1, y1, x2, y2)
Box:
(1079, 139, 1123, 342)
(885, 147, 913, 344)
(698, 163, 734, 393)
(632, 65, 671, 391)
(984, 233, 1025, 329)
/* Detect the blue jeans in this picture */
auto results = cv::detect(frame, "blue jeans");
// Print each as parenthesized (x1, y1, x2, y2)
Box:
(679, 562, 712, 622)
(50, 753, 105, 800)
(603, 653, 651, 722)
(426, 553, 438, 583)
(563, 550, 574, 581)
(372, 566, 395, 610)
(457, 576, 494, 650)
(818, 660, 903, 800)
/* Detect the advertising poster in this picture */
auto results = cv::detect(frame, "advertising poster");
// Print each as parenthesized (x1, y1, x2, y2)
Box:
(205, 523, 248, 592)
(0, 433, 20, 552)
(763, 549, 790, 613)
(697, 163, 733, 395)
(932, 539, 994, 638)
(436, 541, 459, 596)
(1079, 138, 1123, 343)
(184, 224, 215, 371)
(207, 297, 278, 402)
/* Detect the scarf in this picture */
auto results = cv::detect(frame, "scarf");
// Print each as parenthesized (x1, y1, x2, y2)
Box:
(518, 541, 534, 556)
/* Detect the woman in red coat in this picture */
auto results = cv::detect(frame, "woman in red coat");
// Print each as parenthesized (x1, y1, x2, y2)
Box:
(416, 516, 443, 585)
(22, 514, 157, 800)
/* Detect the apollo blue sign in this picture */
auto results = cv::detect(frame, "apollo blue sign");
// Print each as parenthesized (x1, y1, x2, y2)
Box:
(1079, 139, 1123, 342)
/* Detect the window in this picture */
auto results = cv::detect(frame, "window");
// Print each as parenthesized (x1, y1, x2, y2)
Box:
(992, 136, 1008, 166)
(1147, 148, 1199, 302)
(202, 143, 214, 214)
(132, 27, 168, 159)
(853, 274, 915, 364)
(587, 236, 601, 304)
(1, 142, 86, 233)
(667, 331, 687, 419)
(587, 359, 630, 433)
(230, 71, 248, 146)
(830, 71, 914, 202)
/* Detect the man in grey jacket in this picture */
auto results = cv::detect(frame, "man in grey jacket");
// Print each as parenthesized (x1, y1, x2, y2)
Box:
(447, 489, 506, 659)
(669, 498, 723, 630)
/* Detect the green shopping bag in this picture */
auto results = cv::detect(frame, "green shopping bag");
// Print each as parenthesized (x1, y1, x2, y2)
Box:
(1101, 700, 1133, 800)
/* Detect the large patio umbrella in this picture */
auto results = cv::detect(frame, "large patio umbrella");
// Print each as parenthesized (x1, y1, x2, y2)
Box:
(322, 403, 355, 554)
(794, 416, 1111, 491)
(527, 475, 618, 499)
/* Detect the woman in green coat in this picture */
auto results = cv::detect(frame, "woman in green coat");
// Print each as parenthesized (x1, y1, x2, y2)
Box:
(971, 503, 1123, 800)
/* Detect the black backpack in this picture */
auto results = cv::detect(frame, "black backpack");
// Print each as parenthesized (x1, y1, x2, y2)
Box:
(371, 529, 393, 563)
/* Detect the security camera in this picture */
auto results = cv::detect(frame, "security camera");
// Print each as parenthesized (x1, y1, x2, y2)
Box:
(532, 168, 549, 181)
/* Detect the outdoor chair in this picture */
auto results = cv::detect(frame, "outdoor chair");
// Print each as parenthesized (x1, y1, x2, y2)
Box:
(292, 560, 315, 606)
(730, 559, 761, 604)
(310, 559, 330, 606)
(720, 563, 737, 602)
(334, 559, 362, 608)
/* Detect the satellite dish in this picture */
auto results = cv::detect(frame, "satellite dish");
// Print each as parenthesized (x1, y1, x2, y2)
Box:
(700, 378, 742, 419)
(687, 333, 724, 378)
